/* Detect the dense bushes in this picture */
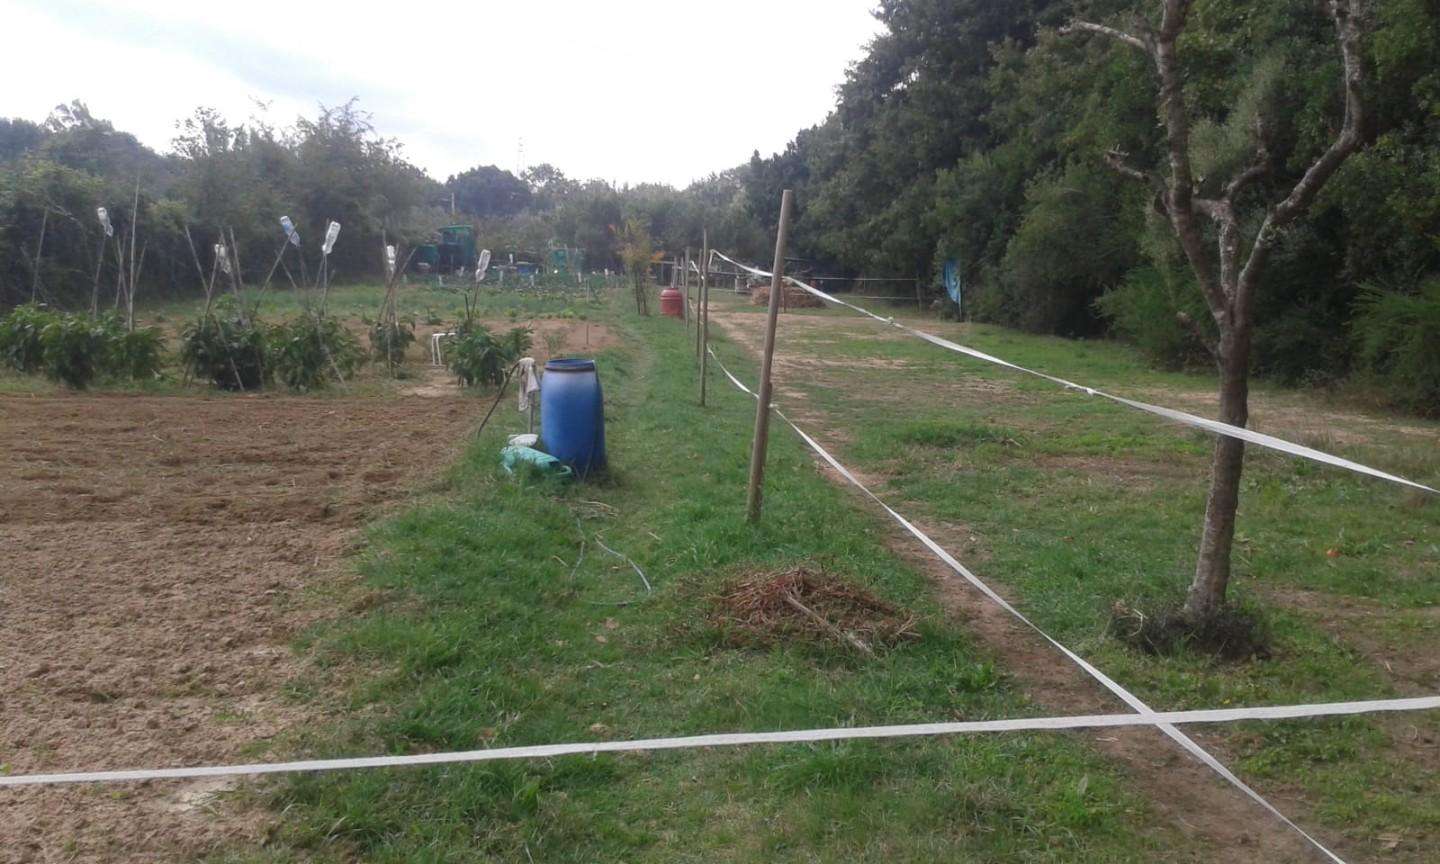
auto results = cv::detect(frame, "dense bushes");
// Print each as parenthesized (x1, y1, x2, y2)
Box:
(0, 303, 51, 372)
(1351, 280, 1440, 416)
(1094, 267, 1214, 371)
(0, 304, 163, 387)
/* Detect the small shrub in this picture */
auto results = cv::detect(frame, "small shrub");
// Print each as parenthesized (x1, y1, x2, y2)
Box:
(270, 315, 363, 391)
(1350, 280, 1440, 417)
(181, 310, 269, 390)
(0, 303, 57, 373)
(1094, 266, 1214, 370)
(108, 325, 165, 381)
(369, 320, 416, 370)
(447, 323, 532, 388)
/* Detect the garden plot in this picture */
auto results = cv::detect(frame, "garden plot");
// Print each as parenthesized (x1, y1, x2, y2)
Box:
(0, 394, 473, 863)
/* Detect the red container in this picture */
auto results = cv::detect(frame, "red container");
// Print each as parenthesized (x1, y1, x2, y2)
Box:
(659, 286, 684, 318)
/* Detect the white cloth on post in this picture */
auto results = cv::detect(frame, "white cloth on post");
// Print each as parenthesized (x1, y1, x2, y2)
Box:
(517, 357, 541, 412)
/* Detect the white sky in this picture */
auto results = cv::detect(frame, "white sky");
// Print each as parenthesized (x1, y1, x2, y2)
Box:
(0, 0, 882, 187)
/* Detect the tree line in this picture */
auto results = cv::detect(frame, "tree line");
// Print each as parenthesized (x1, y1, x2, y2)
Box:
(2, 0, 1436, 415)
(0, 100, 766, 314)
(737, 0, 1439, 415)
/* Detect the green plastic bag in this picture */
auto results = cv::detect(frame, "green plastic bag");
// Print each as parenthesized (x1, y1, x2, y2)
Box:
(501, 445, 574, 479)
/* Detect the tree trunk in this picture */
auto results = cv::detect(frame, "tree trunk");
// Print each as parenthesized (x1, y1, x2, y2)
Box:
(1185, 331, 1251, 620)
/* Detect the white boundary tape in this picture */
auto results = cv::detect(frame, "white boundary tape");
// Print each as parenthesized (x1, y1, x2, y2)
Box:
(4, 697, 1436, 788)
(705, 346, 1365, 863)
(710, 250, 1439, 497)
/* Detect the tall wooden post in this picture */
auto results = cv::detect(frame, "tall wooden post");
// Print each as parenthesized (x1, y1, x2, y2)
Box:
(745, 190, 793, 524)
(683, 246, 692, 328)
(681, 247, 691, 326)
(699, 228, 710, 406)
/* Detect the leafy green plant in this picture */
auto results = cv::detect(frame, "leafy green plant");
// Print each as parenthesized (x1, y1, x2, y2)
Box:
(1095, 266, 1214, 370)
(108, 324, 165, 381)
(181, 308, 269, 390)
(446, 323, 531, 388)
(39, 314, 111, 388)
(369, 320, 416, 371)
(270, 314, 363, 391)
(0, 303, 57, 372)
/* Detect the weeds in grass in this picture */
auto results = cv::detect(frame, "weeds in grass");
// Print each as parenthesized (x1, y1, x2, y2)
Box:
(1109, 599, 1272, 662)
(892, 419, 1024, 449)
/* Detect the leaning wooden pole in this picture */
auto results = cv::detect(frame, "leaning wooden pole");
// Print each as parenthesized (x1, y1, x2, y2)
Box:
(127, 178, 140, 332)
(699, 228, 710, 406)
(30, 209, 48, 302)
(745, 190, 793, 524)
(90, 230, 106, 318)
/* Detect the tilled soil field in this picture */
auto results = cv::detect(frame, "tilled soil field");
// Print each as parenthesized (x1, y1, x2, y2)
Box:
(0, 393, 475, 863)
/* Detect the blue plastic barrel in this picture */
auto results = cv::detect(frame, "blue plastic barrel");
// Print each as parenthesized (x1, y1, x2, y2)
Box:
(540, 358, 607, 477)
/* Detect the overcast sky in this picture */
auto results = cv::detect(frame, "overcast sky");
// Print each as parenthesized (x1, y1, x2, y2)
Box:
(0, 0, 882, 187)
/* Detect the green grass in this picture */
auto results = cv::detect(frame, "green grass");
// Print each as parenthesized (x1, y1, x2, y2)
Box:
(704, 291, 1440, 854)
(218, 296, 1188, 862)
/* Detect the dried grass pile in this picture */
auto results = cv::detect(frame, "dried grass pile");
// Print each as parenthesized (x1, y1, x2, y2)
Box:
(750, 283, 825, 309)
(711, 566, 919, 655)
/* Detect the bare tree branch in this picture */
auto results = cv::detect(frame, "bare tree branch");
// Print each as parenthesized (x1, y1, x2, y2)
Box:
(1176, 311, 1220, 365)
(1223, 116, 1273, 202)
(1059, 20, 1148, 53)
(1103, 149, 1162, 188)
(1147, 0, 1231, 322)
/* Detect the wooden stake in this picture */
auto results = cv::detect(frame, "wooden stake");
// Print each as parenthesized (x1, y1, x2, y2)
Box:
(90, 228, 106, 318)
(699, 228, 710, 406)
(682, 245, 691, 326)
(127, 178, 139, 332)
(745, 190, 793, 524)
(30, 208, 48, 302)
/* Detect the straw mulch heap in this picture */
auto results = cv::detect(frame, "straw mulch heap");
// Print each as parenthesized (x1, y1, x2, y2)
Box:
(712, 566, 919, 656)
(750, 282, 825, 309)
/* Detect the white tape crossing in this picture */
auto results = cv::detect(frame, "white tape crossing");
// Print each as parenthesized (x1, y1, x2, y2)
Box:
(706, 346, 1360, 862)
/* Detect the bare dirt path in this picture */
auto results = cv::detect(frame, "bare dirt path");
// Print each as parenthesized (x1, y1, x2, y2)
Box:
(0, 393, 475, 863)
(708, 308, 1327, 863)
